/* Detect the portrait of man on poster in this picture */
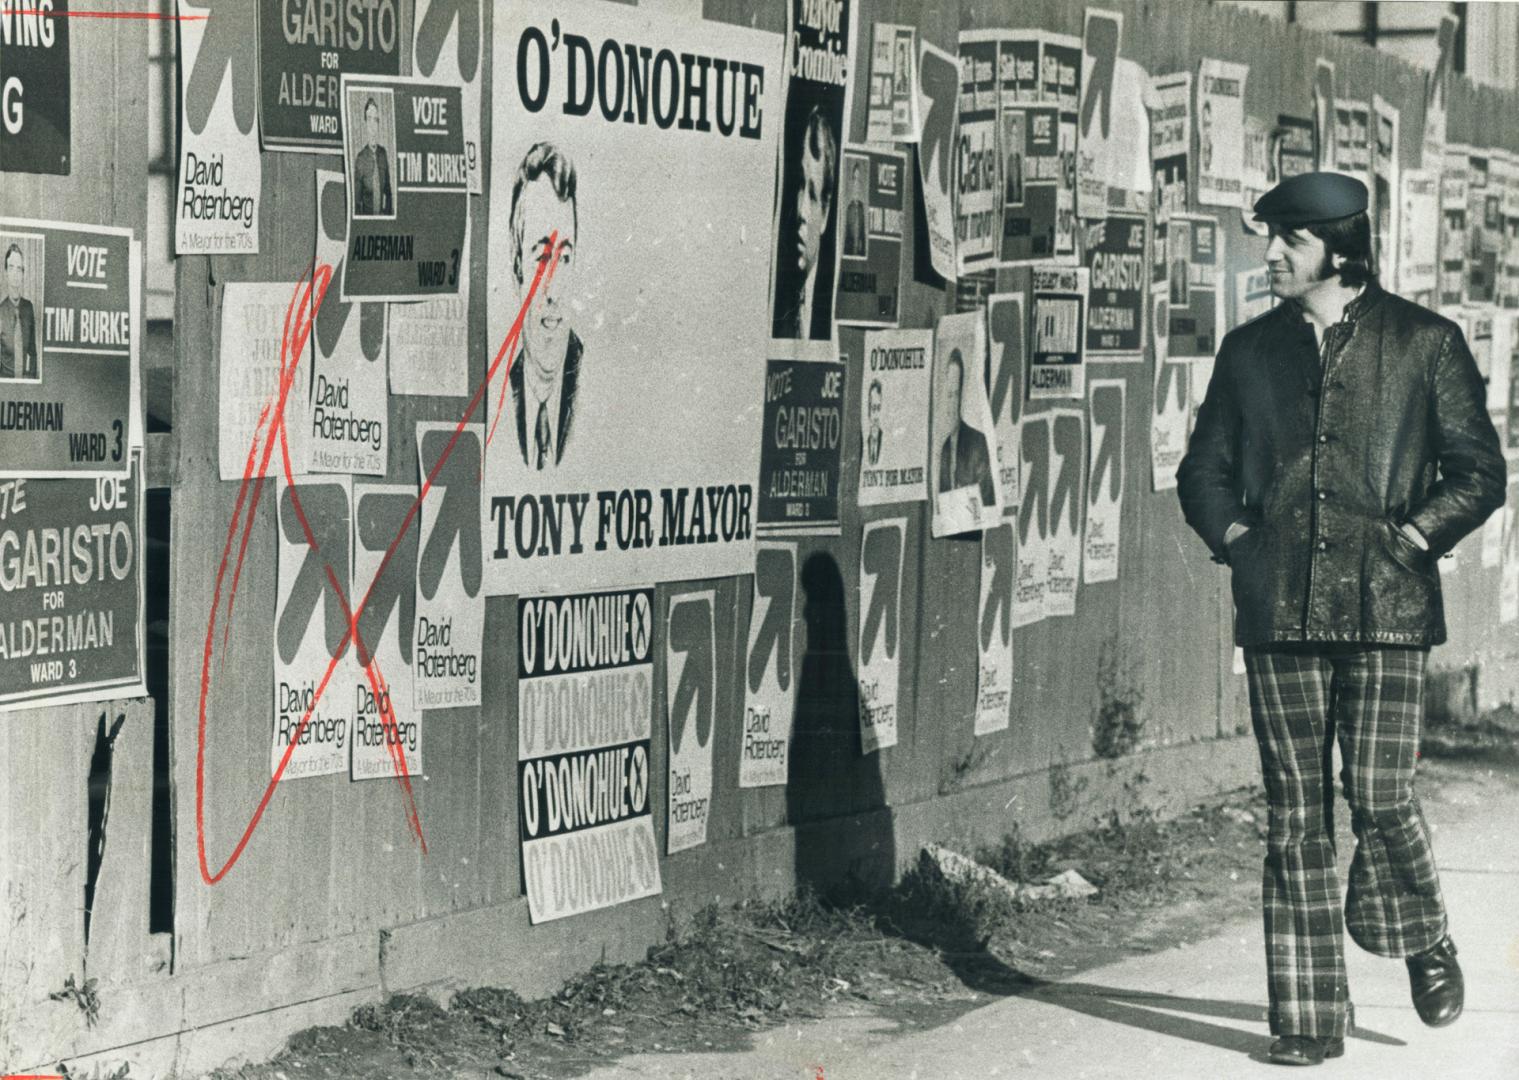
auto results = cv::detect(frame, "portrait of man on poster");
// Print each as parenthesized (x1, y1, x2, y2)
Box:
(844, 160, 867, 258)
(350, 92, 395, 219)
(772, 105, 839, 341)
(0, 240, 40, 382)
(866, 378, 884, 466)
(508, 141, 583, 471)
(936, 349, 995, 506)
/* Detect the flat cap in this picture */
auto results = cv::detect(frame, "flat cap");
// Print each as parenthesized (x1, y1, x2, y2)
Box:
(1252, 171, 1368, 226)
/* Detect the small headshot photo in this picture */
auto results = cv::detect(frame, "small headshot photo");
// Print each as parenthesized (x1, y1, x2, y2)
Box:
(843, 158, 868, 259)
(1169, 222, 1192, 306)
(772, 103, 840, 342)
(346, 88, 397, 220)
(1001, 112, 1025, 206)
(936, 349, 995, 507)
(866, 378, 884, 466)
(0, 233, 43, 383)
(893, 36, 911, 96)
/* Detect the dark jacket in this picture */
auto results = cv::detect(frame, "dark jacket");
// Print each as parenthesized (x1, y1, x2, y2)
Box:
(354, 144, 393, 217)
(1177, 282, 1506, 647)
(510, 330, 583, 468)
(939, 420, 996, 506)
(0, 296, 37, 379)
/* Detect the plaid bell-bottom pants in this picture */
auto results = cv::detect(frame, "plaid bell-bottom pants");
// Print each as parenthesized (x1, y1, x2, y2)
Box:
(1243, 644, 1449, 1039)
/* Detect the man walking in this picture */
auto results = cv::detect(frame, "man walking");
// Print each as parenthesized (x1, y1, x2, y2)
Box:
(1178, 173, 1505, 1067)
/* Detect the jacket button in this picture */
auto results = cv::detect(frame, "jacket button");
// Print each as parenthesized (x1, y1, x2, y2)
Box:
(1317, 540, 1328, 551)
(1317, 491, 1327, 501)
(1318, 434, 1329, 444)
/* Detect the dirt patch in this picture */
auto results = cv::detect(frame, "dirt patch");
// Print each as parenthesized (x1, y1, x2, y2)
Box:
(201, 757, 1516, 1080)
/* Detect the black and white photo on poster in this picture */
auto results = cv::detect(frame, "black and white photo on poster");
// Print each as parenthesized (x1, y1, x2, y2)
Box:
(0, 0, 69, 174)
(835, 146, 904, 328)
(771, 0, 855, 357)
(1029, 265, 1089, 400)
(866, 21, 919, 144)
(176, 0, 260, 254)
(1165, 213, 1222, 361)
(1195, 59, 1247, 209)
(857, 329, 931, 509)
(517, 587, 661, 923)
(340, 75, 468, 302)
(483, 0, 773, 596)
(930, 312, 1002, 537)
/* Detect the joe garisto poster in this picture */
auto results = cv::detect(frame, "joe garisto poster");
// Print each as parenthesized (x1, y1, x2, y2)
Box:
(517, 587, 662, 923)
(484, 1, 774, 596)
(0, 218, 135, 479)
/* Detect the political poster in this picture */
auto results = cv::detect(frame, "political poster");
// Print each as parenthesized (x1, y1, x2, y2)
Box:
(1235, 265, 1274, 327)
(857, 515, 905, 754)
(1439, 147, 1469, 309)
(1398, 170, 1439, 298)
(741, 542, 797, 788)
(218, 282, 309, 481)
(1500, 505, 1518, 624)
(484, 2, 772, 596)
(339, 75, 468, 302)
(758, 359, 844, 536)
(1196, 59, 1247, 208)
(1313, 60, 1336, 172)
(1147, 72, 1190, 221)
(1276, 114, 1315, 180)
(388, 230, 469, 398)
(517, 587, 662, 923)
(666, 588, 717, 853)
(975, 523, 1014, 736)
(986, 293, 1024, 510)
(1372, 95, 1401, 288)
(836, 146, 904, 328)
(350, 482, 419, 781)
(998, 96, 1066, 266)
(414, 422, 482, 710)
(1046, 407, 1085, 617)
(1030, 266, 1089, 399)
(1014, 413, 1050, 627)
(412, 0, 483, 195)
(1084, 378, 1124, 585)
(0, 218, 135, 479)
(176, 0, 260, 254)
(866, 22, 920, 144)
(1467, 151, 1501, 307)
(930, 311, 1002, 537)
(957, 31, 1001, 274)
(1151, 356, 1189, 492)
(1084, 213, 1146, 358)
(311, 170, 388, 475)
(1166, 214, 1222, 361)
(273, 475, 353, 780)
(917, 38, 958, 281)
(1332, 98, 1371, 188)
(1240, 116, 1272, 237)
(258, 0, 405, 153)
(1078, 10, 1151, 218)
(770, 0, 855, 356)
(858, 328, 931, 508)
(0, 0, 68, 174)
(0, 456, 145, 713)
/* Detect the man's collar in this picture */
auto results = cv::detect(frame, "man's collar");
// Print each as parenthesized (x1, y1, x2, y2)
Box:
(1283, 279, 1379, 329)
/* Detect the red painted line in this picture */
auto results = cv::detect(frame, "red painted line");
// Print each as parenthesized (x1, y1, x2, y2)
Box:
(195, 239, 561, 885)
(4, 9, 206, 18)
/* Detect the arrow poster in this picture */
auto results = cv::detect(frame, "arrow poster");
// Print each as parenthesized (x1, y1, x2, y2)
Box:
(340, 75, 468, 302)
(273, 476, 353, 780)
(916, 38, 958, 281)
(350, 483, 419, 781)
(931, 312, 1003, 537)
(176, 0, 260, 254)
(976, 523, 1014, 736)
(1084, 214, 1146, 358)
(1165, 214, 1223, 361)
(857, 516, 905, 754)
(957, 31, 1000, 274)
(667, 588, 717, 852)
(758, 359, 846, 536)
(1084, 379, 1125, 584)
(1030, 266, 1090, 399)
(311, 170, 388, 476)
(1047, 408, 1085, 617)
(1078, 9, 1151, 218)
(1014, 413, 1050, 628)
(836, 147, 905, 328)
(517, 587, 662, 923)
(741, 542, 797, 788)
(218, 281, 309, 481)
(412, 0, 483, 195)
(866, 22, 920, 144)
(986, 293, 1024, 510)
(414, 422, 483, 709)
(1151, 356, 1188, 493)
(770, 0, 855, 356)
(858, 328, 931, 508)
(1196, 59, 1247, 208)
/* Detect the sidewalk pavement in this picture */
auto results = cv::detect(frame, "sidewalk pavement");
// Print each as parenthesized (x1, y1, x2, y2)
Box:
(579, 774, 1519, 1080)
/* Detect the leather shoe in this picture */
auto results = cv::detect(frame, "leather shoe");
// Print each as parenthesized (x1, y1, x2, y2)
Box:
(1407, 935, 1464, 1027)
(1267, 1035, 1346, 1066)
